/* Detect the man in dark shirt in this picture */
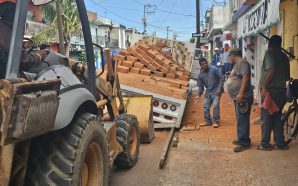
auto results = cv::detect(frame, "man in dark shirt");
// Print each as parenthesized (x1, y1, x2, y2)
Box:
(195, 58, 224, 128)
(258, 35, 290, 151)
(0, 1, 47, 78)
(226, 48, 254, 152)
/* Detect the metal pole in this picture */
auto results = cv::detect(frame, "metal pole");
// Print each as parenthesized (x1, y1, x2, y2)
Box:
(166, 26, 169, 39)
(5, 0, 29, 78)
(143, 5, 146, 34)
(195, 0, 201, 58)
(56, 0, 65, 55)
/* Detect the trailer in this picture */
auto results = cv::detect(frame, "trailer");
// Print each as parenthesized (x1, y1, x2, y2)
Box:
(120, 85, 188, 128)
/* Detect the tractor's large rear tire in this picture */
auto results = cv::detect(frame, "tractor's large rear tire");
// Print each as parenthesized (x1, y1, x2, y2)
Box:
(25, 113, 109, 186)
(114, 114, 140, 168)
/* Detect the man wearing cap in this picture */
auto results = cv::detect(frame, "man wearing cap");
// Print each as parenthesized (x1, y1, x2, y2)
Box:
(195, 57, 224, 128)
(212, 47, 221, 67)
(257, 35, 290, 151)
(226, 48, 254, 152)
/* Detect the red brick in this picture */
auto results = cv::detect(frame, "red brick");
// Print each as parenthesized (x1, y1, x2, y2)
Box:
(176, 71, 184, 76)
(138, 44, 150, 51)
(168, 69, 176, 74)
(120, 50, 129, 56)
(162, 58, 172, 65)
(144, 55, 154, 63)
(170, 65, 177, 71)
(133, 62, 144, 69)
(146, 50, 156, 58)
(127, 46, 137, 56)
(162, 63, 170, 70)
(166, 73, 176, 79)
(183, 70, 191, 76)
(140, 69, 151, 76)
(166, 55, 172, 60)
(136, 47, 147, 56)
(147, 64, 157, 71)
(156, 41, 166, 47)
(152, 62, 162, 70)
(118, 66, 129, 73)
(153, 71, 164, 77)
(130, 67, 141, 74)
(179, 75, 189, 81)
(127, 55, 138, 63)
(140, 58, 151, 66)
(160, 66, 168, 73)
(122, 60, 134, 68)
(114, 54, 126, 61)
(154, 57, 164, 66)
(170, 82, 181, 89)
(155, 54, 164, 61)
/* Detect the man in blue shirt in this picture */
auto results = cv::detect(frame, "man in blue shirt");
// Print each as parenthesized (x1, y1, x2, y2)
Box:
(195, 58, 225, 128)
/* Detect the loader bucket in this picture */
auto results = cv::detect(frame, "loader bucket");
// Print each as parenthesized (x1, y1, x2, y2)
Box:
(122, 95, 155, 143)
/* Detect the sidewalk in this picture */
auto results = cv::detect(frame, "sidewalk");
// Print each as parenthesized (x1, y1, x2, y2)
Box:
(163, 93, 298, 186)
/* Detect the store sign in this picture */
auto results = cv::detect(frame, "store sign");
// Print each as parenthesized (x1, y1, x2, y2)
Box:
(237, 0, 280, 39)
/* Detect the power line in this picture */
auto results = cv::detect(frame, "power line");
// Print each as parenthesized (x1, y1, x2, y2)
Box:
(131, 0, 196, 17)
(88, 0, 167, 33)
(161, 0, 178, 27)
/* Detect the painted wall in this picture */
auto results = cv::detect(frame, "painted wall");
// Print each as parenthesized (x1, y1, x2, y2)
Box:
(271, 0, 298, 78)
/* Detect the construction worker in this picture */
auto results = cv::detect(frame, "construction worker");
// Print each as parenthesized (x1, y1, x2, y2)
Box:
(0, 0, 47, 78)
(195, 57, 224, 128)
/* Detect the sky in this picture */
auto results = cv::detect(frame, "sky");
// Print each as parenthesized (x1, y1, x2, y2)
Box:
(85, 0, 217, 42)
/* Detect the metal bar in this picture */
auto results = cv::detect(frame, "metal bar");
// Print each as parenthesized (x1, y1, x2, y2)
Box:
(5, 0, 30, 79)
(75, 0, 96, 94)
(259, 33, 296, 59)
(159, 127, 175, 169)
(96, 99, 108, 108)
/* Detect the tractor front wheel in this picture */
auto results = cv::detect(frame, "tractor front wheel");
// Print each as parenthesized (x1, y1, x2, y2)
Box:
(25, 112, 109, 186)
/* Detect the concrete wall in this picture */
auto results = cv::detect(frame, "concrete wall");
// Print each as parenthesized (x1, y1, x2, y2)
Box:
(271, 0, 298, 78)
(210, 6, 230, 30)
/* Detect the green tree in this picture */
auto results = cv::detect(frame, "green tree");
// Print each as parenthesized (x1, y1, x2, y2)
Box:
(33, 0, 81, 57)
(189, 38, 195, 43)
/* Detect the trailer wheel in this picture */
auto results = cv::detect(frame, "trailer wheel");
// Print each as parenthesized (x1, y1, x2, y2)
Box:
(114, 114, 140, 168)
(25, 113, 109, 186)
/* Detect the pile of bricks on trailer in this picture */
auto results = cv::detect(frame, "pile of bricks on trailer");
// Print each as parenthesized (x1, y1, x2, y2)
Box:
(137, 37, 193, 71)
(114, 44, 190, 83)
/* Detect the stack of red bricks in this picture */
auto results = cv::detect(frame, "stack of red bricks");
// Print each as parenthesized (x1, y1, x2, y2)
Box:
(114, 44, 190, 82)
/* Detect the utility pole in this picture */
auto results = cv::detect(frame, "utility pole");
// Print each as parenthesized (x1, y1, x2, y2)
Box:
(173, 32, 177, 40)
(56, 0, 65, 55)
(195, 0, 200, 58)
(143, 4, 156, 35)
(166, 26, 172, 40)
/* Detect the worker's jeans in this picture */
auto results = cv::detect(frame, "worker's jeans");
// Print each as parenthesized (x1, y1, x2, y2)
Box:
(261, 109, 287, 148)
(203, 94, 220, 124)
(261, 89, 287, 148)
(234, 96, 253, 147)
(224, 63, 232, 74)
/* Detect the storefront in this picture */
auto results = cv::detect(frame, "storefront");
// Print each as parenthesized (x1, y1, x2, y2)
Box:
(237, 0, 281, 102)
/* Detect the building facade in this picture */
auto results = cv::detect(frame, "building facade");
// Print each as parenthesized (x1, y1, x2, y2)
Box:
(223, 0, 298, 102)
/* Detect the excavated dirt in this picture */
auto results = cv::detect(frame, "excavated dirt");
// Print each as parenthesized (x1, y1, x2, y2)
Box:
(110, 93, 298, 186)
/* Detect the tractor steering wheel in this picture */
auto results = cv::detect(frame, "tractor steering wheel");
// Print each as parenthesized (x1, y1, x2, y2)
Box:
(23, 37, 35, 54)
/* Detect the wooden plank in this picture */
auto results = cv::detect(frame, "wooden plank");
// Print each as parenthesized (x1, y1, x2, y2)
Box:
(159, 127, 175, 169)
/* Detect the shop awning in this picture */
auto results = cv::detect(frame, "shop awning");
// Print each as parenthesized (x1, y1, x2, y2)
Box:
(237, 0, 280, 39)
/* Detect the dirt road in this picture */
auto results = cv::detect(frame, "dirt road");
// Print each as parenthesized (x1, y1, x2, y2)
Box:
(110, 93, 298, 186)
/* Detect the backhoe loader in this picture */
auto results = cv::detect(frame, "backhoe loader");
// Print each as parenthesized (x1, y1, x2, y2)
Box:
(0, 0, 151, 185)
